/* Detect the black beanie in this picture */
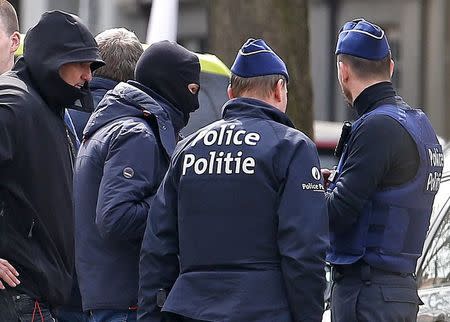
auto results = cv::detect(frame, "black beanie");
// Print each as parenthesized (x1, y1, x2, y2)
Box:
(135, 41, 200, 120)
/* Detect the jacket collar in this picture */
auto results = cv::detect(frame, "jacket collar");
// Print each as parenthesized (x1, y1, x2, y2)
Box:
(222, 97, 295, 128)
(353, 81, 397, 117)
(128, 81, 186, 136)
(85, 82, 176, 156)
(89, 77, 118, 92)
(115, 82, 177, 156)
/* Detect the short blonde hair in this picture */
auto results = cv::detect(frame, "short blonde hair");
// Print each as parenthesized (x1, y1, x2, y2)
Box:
(338, 53, 391, 80)
(0, 0, 18, 35)
(230, 74, 287, 98)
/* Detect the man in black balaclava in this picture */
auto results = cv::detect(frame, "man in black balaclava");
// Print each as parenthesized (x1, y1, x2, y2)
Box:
(135, 40, 200, 131)
(0, 10, 103, 322)
(73, 41, 199, 322)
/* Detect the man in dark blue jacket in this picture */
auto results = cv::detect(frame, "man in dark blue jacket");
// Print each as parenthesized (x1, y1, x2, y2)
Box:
(69, 27, 143, 139)
(74, 41, 200, 322)
(324, 19, 443, 321)
(138, 38, 329, 322)
(57, 28, 143, 322)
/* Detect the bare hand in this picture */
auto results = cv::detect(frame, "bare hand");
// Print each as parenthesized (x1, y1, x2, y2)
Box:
(321, 168, 334, 190)
(0, 258, 20, 289)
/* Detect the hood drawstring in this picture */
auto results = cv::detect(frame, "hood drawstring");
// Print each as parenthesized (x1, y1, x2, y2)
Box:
(31, 299, 44, 322)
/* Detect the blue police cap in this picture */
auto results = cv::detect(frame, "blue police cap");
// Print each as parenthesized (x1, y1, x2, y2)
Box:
(336, 18, 390, 60)
(230, 38, 289, 81)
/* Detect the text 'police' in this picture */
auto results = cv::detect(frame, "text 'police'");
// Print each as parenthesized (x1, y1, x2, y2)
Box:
(426, 147, 444, 192)
(182, 124, 260, 175)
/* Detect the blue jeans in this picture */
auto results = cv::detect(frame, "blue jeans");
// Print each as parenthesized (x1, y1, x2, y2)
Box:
(0, 289, 55, 322)
(163, 312, 209, 322)
(54, 307, 88, 322)
(89, 309, 137, 322)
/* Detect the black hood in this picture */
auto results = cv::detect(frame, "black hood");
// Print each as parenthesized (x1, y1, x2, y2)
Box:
(23, 10, 104, 113)
(135, 41, 200, 126)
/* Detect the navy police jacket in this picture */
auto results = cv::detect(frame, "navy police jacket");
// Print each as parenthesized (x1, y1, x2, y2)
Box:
(74, 82, 177, 310)
(138, 98, 329, 322)
(327, 85, 443, 274)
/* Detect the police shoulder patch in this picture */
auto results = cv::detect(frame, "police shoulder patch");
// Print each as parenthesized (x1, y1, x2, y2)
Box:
(311, 167, 321, 180)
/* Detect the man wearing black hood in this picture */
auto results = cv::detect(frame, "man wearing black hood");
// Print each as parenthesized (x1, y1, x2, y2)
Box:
(0, 10, 103, 321)
(74, 41, 200, 322)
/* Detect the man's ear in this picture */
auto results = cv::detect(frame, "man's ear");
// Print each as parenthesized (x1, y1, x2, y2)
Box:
(274, 79, 285, 102)
(338, 61, 350, 83)
(10, 32, 20, 54)
(227, 85, 235, 99)
(389, 59, 395, 78)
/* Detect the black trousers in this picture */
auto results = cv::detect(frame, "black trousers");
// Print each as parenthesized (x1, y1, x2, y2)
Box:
(331, 265, 421, 322)
(0, 289, 55, 322)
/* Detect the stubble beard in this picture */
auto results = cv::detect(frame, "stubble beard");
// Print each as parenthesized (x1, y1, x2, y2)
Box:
(340, 82, 353, 107)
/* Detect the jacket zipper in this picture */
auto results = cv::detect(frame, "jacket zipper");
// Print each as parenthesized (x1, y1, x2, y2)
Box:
(28, 219, 35, 238)
(0, 201, 4, 217)
(65, 127, 76, 170)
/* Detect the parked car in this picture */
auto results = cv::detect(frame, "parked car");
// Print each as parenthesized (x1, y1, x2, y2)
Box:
(416, 142, 450, 321)
(313, 120, 340, 168)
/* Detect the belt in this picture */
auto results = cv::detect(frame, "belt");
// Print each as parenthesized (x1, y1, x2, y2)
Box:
(331, 263, 413, 285)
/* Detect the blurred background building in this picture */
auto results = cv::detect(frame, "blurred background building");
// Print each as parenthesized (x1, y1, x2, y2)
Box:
(14, 0, 450, 139)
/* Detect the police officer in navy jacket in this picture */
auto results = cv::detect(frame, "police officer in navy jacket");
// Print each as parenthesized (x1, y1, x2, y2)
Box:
(138, 39, 329, 322)
(323, 19, 444, 321)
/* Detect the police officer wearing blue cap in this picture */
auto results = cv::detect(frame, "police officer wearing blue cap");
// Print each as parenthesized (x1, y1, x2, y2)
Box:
(324, 18, 443, 321)
(138, 38, 329, 322)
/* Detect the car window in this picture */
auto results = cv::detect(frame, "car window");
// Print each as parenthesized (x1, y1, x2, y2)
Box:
(318, 149, 338, 169)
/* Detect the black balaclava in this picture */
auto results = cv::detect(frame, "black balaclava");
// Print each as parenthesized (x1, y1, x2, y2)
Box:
(23, 10, 104, 114)
(134, 41, 200, 125)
